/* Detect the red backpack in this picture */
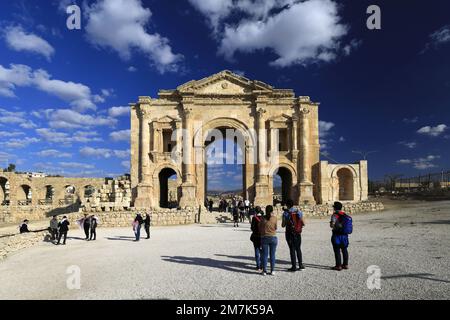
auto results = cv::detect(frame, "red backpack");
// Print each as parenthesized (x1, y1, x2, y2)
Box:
(289, 210, 304, 234)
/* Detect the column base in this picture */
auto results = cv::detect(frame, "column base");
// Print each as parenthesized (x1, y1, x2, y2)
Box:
(134, 183, 154, 209)
(253, 182, 272, 207)
(179, 182, 198, 208)
(298, 181, 316, 205)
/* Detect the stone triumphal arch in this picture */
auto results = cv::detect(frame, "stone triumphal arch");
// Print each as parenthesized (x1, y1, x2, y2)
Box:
(130, 70, 368, 209)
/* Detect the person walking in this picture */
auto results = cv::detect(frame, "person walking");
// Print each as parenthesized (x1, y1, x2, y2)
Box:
(330, 202, 352, 271)
(232, 206, 239, 227)
(133, 213, 144, 241)
(282, 199, 306, 271)
(49, 216, 59, 241)
(250, 209, 263, 271)
(56, 216, 70, 245)
(89, 215, 98, 241)
(144, 213, 151, 239)
(259, 205, 278, 276)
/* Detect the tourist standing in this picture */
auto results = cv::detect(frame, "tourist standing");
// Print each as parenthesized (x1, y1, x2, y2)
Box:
(232, 206, 239, 227)
(144, 213, 151, 239)
(89, 215, 98, 241)
(259, 205, 278, 276)
(19, 219, 30, 233)
(250, 209, 263, 271)
(208, 199, 214, 212)
(244, 199, 250, 215)
(57, 216, 70, 245)
(133, 213, 144, 241)
(238, 200, 245, 222)
(282, 199, 306, 271)
(330, 202, 352, 271)
(79, 214, 91, 240)
(49, 216, 59, 241)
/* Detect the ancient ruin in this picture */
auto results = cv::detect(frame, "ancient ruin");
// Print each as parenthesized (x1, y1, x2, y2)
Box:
(131, 70, 368, 209)
(0, 71, 371, 225)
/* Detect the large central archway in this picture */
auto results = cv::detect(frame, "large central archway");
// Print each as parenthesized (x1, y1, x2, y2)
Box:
(193, 117, 256, 206)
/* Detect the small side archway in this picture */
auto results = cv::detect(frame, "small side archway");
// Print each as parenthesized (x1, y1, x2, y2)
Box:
(153, 165, 182, 209)
(331, 166, 358, 202)
(270, 163, 297, 205)
(19, 185, 32, 205)
(0, 176, 9, 205)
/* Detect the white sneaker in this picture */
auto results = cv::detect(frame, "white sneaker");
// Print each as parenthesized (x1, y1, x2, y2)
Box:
(269, 271, 276, 276)
(261, 271, 267, 276)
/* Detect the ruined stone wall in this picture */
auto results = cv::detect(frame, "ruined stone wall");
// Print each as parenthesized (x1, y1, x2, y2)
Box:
(272, 201, 384, 217)
(0, 230, 49, 261)
(67, 207, 198, 227)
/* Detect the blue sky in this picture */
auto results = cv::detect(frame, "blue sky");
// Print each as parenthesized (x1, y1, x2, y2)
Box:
(0, 0, 449, 191)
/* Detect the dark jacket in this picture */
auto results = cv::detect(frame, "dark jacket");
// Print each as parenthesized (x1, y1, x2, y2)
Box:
(135, 215, 144, 225)
(250, 215, 262, 245)
(58, 219, 70, 232)
(144, 215, 151, 226)
(19, 223, 30, 233)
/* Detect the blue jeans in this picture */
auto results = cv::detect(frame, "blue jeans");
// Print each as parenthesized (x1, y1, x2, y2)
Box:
(135, 225, 141, 241)
(261, 236, 278, 273)
(253, 243, 263, 269)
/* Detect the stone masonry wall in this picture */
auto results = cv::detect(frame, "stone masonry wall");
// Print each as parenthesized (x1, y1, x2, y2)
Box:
(0, 230, 49, 261)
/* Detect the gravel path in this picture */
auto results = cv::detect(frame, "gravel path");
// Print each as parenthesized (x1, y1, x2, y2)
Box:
(0, 201, 449, 300)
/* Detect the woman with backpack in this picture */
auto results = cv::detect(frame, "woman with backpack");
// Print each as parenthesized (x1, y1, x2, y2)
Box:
(250, 209, 263, 271)
(330, 202, 353, 271)
(282, 199, 306, 271)
(259, 205, 278, 276)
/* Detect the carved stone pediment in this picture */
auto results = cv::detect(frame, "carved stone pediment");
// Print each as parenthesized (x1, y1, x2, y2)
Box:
(176, 70, 274, 95)
(157, 115, 180, 123)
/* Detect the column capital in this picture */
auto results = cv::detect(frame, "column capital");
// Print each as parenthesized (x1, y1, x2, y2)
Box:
(299, 105, 311, 116)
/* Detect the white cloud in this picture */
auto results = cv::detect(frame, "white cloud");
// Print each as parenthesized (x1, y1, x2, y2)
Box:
(34, 149, 72, 158)
(36, 128, 103, 144)
(0, 64, 33, 97)
(0, 130, 25, 137)
(403, 117, 419, 124)
(110, 129, 130, 141)
(319, 120, 335, 149)
(397, 155, 440, 170)
(4, 26, 55, 61)
(422, 25, 450, 53)
(417, 124, 448, 137)
(1, 137, 40, 149)
(84, 0, 183, 73)
(59, 162, 95, 169)
(190, 0, 350, 67)
(121, 160, 130, 169)
(108, 106, 130, 117)
(80, 146, 129, 159)
(38, 109, 117, 129)
(0, 64, 104, 111)
(399, 141, 417, 149)
(127, 66, 137, 72)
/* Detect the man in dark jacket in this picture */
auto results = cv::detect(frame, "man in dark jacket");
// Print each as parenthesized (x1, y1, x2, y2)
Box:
(89, 215, 98, 241)
(57, 216, 70, 245)
(19, 220, 30, 233)
(144, 213, 151, 239)
(250, 210, 263, 270)
(82, 214, 90, 240)
(282, 199, 306, 271)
